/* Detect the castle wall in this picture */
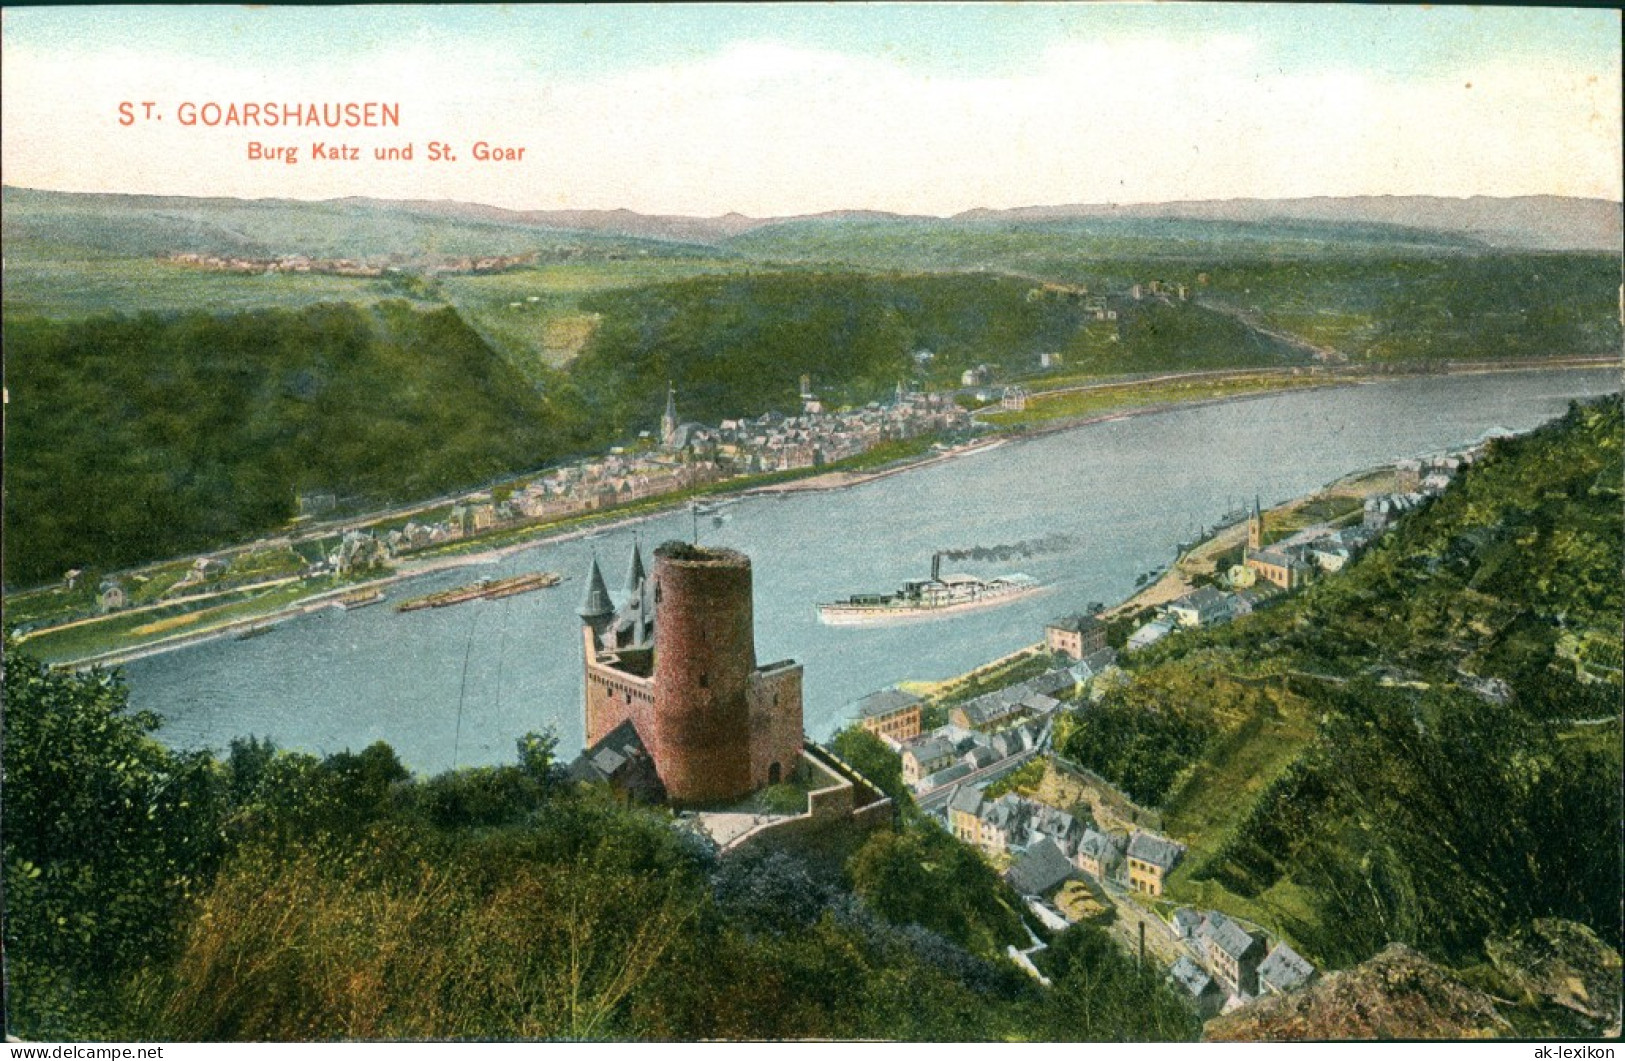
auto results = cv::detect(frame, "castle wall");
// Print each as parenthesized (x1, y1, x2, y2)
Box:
(650, 543, 756, 805)
(583, 654, 656, 747)
(748, 661, 804, 789)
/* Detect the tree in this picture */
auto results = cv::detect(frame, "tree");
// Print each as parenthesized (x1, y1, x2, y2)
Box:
(2, 645, 227, 1037)
(829, 726, 908, 805)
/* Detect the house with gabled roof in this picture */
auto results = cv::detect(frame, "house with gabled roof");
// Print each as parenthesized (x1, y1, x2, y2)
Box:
(1074, 828, 1126, 882)
(962, 744, 999, 771)
(978, 793, 1031, 855)
(1126, 830, 1184, 896)
(922, 762, 972, 790)
(1171, 906, 1205, 940)
(1257, 941, 1316, 995)
(1127, 617, 1174, 651)
(1168, 955, 1226, 1017)
(566, 719, 667, 805)
(1199, 912, 1266, 997)
(1005, 838, 1075, 896)
(1167, 585, 1235, 628)
(1027, 804, 1085, 857)
(901, 735, 956, 786)
(1045, 612, 1108, 659)
(947, 785, 985, 844)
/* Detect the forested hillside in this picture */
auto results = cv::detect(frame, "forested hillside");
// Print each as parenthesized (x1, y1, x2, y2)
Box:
(3, 302, 589, 584)
(1061, 397, 1623, 975)
(568, 271, 1091, 427)
(568, 270, 1305, 430)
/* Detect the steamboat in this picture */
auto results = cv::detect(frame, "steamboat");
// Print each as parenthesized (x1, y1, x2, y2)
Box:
(816, 553, 1042, 626)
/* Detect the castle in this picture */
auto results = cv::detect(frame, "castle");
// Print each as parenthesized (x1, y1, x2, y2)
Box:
(576, 540, 805, 806)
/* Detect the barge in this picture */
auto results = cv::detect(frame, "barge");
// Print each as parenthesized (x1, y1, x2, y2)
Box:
(396, 571, 561, 612)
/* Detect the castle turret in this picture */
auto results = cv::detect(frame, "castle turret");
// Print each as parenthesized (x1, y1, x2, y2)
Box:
(624, 540, 646, 594)
(650, 542, 757, 805)
(578, 555, 614, 633)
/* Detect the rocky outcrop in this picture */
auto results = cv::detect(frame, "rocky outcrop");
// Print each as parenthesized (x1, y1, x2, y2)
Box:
(1204, 943, 1512, 1041)
(1486, 919, 1622, 1037)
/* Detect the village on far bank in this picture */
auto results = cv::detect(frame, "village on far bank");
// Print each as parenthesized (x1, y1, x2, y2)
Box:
(836, 435, 1498, 1017)
(9, 375, 981, 663)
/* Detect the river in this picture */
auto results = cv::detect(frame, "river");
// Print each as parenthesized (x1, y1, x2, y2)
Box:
(125, 368, 1620, 773)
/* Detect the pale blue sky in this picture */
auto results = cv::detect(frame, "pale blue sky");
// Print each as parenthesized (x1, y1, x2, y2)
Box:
(6, 4, 1617, 80)
(3, 4, 1619, 213)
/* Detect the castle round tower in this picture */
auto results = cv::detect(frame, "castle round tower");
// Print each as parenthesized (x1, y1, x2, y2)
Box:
(650, 542, 756, 804)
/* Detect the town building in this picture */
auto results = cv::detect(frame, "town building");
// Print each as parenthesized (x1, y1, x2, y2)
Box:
(1045, 612, 1108, 660)
(1258, 941, 1317, 995)
(1126, 830, 1184, 896)
(1005, 838, 1076, 896)
(922, 762, 973, 790)
(1166, 585, 1234, 628)
(950, 695, 1031, 732)
(1199, 912, 1267, 997)
(853, 687, 924, 742)
(1068, 647, 1121, 687)
(563, 719, 665, 804)
(947, 785, 986, 844)
(901, 735, 957, 786)
(1074, 827, 1126, 881)
(977, 793, 1032, 855)
(1168, 955, 1226, 1018)
(1172, 906, 1206, 940)
(1126, 617, 1174, 652)
(1245, 546, 1314, 591)
(577, 542, 803, 806)
(1243, 497, 1309, 590)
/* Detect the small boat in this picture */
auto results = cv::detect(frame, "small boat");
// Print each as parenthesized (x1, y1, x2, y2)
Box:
(334, 588, 386, 611)
(236, 623, 274, 640)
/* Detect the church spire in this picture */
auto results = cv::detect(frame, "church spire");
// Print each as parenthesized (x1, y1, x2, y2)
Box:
(1248, 495, 1265, 552)
(624, 539, 646, 594)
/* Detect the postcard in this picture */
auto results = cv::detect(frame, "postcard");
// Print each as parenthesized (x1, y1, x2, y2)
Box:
(2, 3, 1620, 1048)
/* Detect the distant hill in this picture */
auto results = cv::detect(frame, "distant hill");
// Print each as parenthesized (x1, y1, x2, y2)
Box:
(344, 193, 1625, 254)
(9, 186, 1617, 256)
(0, 186, 720, 264)
(954, 196, 1623, 254)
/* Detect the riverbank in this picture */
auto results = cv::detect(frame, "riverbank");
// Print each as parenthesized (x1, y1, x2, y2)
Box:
(891, 459, 1410, 710)
(28, 360, 1615, 671)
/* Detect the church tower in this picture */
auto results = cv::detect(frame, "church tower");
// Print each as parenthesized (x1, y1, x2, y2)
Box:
(1247, 495, 1265, 552)
(661, 382, 679, 449)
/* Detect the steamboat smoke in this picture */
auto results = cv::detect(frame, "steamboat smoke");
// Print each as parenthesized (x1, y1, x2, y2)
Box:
(937, 534, 1077, 563)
